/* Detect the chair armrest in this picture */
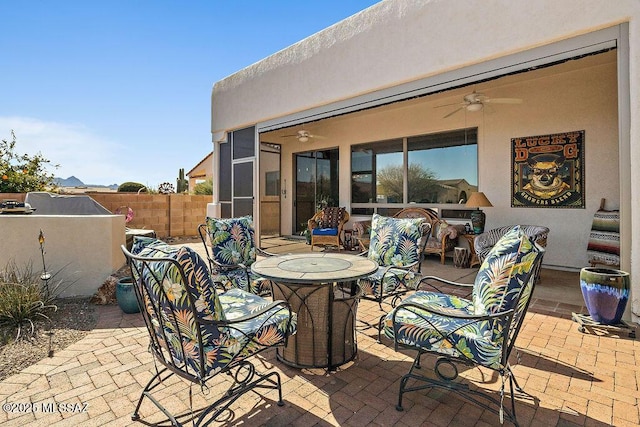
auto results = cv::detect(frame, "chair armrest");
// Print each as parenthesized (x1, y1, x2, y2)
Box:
(256, 247, 276, 258)
(208, 256, 250, 271)
(204, 299, 293, 326)
(379, 260, 420, 280)
(393, 301, 514, 322)
(417, 275, 474, 294)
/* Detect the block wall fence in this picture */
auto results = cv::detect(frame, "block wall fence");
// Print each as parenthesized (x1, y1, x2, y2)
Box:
(0, 193, 211, 238)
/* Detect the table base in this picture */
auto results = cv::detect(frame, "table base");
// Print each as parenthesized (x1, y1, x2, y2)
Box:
(272, 282, 360, 370)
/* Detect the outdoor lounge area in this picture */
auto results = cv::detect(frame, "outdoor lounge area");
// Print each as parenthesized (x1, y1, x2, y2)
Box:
(1, 237, 638, 427)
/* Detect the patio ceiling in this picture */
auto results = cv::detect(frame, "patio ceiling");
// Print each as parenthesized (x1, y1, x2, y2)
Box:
(261, 49, 616, 145)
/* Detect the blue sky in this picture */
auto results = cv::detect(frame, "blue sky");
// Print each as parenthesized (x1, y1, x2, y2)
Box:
(0, 0, 380, 187)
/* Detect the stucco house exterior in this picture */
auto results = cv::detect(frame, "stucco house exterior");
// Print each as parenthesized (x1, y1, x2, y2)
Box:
(208, 0, 639, 322)
(186, 151, 213, 190)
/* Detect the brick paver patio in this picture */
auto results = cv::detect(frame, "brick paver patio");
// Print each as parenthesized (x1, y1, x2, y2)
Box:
(1, 253, 638, 426)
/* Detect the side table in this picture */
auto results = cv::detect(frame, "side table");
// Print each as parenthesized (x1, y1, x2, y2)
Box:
(460, 234, 480, 268)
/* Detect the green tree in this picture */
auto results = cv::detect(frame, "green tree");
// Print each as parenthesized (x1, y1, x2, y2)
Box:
(117, 182, 147, 193)
(0, 131, 58, 193)
(377, 163, 439, 203)
(193, 178, 213, 195)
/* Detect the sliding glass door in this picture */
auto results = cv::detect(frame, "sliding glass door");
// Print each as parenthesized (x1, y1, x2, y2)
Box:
(294, 149, 339, 234)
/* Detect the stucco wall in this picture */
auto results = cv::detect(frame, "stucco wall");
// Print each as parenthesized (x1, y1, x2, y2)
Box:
(272, 52, 618, 270)
(211, 0, 638, 135)
(0, 215, 124, 297)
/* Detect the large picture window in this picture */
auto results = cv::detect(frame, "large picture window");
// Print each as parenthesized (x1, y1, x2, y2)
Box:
(351, 129, 477, 212)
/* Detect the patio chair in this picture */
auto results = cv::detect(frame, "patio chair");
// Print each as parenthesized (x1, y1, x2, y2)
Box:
(307, 206, 349, 251)
(198, 215, 274, 296)
(381, 226, 544, 426)
(353, 207, 463, 264)
(123, 237, 296, 426)
(357, 213, 430, 311)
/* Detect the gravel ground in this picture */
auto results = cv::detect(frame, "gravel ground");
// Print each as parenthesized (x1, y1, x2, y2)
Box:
(0, 237, 200, 382)
(0, 297, 97, 381)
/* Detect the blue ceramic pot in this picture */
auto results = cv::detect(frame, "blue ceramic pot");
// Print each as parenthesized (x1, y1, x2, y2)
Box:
(580, 267, 629, 325)
(116, 277, 140, 314)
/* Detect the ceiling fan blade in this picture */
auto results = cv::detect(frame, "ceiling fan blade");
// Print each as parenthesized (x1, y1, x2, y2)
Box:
(309, 134, 327, 140)
(484, 98, 522, 104)
(443, 107, 464, 118)
(435, 101, 465, 108)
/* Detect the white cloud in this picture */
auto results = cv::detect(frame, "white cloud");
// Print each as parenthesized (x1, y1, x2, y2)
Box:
(0, 116, 128, 185)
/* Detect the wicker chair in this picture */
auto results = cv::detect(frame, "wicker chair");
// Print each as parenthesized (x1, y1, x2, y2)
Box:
(122, 237, 296, 426)
(382, 226, 545, 426)
(307, 207, 350, 251)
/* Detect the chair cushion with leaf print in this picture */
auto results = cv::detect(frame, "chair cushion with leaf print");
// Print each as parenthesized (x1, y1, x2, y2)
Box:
(207, 216, 256, 267)
(132, 237, 295, 378)
(383, 225, 543, 370)
(205, 216, 269, 295)
(359, 213, 426, 297)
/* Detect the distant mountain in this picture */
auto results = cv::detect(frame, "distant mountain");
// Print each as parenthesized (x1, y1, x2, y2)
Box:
(54, 176, 84, 187)
(54, 176, 119, 190)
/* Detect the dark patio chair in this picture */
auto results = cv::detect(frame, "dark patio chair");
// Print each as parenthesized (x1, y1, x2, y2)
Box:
(381, 225, 544, 426)
(198, 215, 274, 296)
(357, 213, 430, 310)
(123, 237, 296, 426)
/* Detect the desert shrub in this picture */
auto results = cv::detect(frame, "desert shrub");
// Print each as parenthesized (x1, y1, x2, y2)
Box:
(193, 178, 213, 195)
(117, 181, 146, 193)
(0, 261, 58, 341)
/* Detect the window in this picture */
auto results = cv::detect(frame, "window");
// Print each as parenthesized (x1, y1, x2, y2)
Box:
(351, 129, 477, 211)
(351, 139, 403, 204)
(265, 171, 280, 196)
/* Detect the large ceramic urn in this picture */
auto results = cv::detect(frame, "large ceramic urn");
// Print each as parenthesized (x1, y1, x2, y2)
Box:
(579, 267, 629, 325)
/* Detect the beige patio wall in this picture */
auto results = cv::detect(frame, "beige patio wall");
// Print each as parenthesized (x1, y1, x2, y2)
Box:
(0, 215, 124, 297)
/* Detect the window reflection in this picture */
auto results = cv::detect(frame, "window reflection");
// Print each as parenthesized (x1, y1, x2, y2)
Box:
(351, 129, 477, 206)
(351, 139, 403, 204)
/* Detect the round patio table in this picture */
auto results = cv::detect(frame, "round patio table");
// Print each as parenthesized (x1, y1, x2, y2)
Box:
(252, 253, 377, 370)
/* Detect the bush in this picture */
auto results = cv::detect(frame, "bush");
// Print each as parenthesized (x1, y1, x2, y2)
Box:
(1, 130, 58, 192)
(0, 261, 58, 341)
(117, 181, 147, 193)
(193, 178, 213, 195)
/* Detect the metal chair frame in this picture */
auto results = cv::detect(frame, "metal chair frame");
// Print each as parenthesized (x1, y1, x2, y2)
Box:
(197, 222, 274, 295)
(385, 251, 544, 426)
(359, 218, 431, 311)
(123, 245, 294, 426)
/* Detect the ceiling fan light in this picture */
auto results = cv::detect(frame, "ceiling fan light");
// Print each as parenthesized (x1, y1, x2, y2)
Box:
(466, 102, 483, 112)
(298, 136, 309, 143)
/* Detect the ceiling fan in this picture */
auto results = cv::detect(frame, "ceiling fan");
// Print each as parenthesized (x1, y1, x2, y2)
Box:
(282, 129, 326, 142)
(437, 91, 522, 118)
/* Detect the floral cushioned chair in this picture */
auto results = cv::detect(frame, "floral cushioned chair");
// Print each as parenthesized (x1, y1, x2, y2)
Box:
(123, 237, 296, 426)
(198, 215, 273, 296)
(307, 206, 350, 251)
(381, 226, 544, 426)
(353, 207, 463, 264)
(357, 213, 430, 310)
